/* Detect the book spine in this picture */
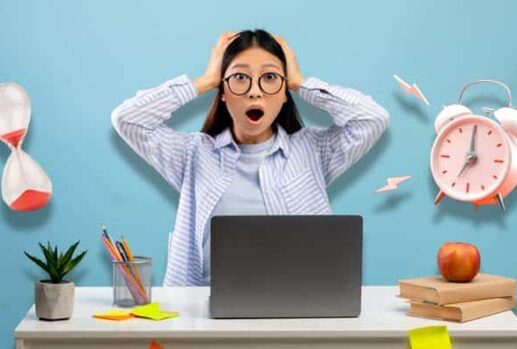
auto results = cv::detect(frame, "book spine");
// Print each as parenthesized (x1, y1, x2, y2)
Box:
(459, 297, 515, 322)
(440, 281, 515, 305)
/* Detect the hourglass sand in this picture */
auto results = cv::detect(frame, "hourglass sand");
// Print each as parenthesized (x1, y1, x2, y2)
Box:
(0, 83, 52, 211)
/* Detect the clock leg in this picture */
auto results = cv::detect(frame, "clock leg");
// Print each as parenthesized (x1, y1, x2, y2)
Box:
(434, 190, 446, 205)
(496, 193, 506, 212)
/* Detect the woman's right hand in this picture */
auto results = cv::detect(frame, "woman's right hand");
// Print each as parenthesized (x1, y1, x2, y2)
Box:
(194, 32, 239, 95)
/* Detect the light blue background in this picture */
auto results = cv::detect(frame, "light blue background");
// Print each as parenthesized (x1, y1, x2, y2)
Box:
(1, 0, 517, 347)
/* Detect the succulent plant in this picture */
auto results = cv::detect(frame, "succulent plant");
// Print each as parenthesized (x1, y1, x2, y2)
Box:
(24, 241, 87, 283)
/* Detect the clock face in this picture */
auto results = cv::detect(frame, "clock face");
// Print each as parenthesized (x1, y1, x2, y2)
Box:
(431, 115, 511, 202)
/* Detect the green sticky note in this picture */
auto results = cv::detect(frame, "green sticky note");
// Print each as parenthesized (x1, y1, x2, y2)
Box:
(131, 302, 180, 321)
(409, 326, 451, 349)
(133, 302, 160, 314)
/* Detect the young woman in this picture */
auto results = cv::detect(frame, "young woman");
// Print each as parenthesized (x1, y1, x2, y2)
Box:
(111, 29, 390, 286)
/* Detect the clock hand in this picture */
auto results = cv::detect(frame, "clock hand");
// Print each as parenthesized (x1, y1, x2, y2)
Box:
(457, 152, 477, 178)
(469, 125, 477, 152)
(457, 161, 469, 178)
(457, 125, 478, 178)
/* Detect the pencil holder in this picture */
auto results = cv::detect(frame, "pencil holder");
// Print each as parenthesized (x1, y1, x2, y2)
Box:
(112, 256, 152, 307)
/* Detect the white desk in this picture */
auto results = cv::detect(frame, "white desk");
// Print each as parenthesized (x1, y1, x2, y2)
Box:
(15, 286, 517, 349)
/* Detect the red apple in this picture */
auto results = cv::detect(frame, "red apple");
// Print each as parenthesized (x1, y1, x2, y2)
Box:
(437, 242, 481, 282)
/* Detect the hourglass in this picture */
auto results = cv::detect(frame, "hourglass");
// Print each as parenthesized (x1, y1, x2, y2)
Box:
(0, 83, 52, 211)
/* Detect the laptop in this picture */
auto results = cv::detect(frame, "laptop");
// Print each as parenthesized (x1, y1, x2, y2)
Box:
(209, 215, 363, 319)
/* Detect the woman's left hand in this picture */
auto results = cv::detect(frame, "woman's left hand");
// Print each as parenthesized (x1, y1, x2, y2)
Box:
(274, 35, 305, 92)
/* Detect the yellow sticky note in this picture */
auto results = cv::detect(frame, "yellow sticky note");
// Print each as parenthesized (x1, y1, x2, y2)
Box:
(409, 326, 451, 349)
(131, 302, 180, 321)
(93, 309, 133, 321)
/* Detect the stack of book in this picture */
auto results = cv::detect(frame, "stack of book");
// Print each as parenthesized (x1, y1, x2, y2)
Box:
(398, 273, 516, 322)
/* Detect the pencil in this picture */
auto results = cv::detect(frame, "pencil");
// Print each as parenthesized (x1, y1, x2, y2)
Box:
(100, 236, 143, 302)
(101, 236, 147, 303)
(121, 237, 146, 290)
(116, 240, 146, 295)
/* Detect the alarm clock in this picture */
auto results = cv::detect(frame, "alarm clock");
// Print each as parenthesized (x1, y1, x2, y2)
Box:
(430, 80, 517, 211)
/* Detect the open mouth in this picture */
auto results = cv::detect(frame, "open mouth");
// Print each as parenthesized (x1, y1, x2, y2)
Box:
(245, 108, 264, 122)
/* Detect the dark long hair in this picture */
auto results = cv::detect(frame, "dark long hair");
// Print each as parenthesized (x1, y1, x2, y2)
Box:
(201, 29, 304, 137)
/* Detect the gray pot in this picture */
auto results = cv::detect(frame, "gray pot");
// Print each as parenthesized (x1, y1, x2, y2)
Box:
(35, 280, 74, 320)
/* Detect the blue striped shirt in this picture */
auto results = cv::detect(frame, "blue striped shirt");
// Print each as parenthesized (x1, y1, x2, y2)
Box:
(202, 135, 276, 285)
(111, 74, 390, 286)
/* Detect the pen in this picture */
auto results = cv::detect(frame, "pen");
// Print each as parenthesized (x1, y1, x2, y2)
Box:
(101, 236, 147, 303)
(117, 240, 145, 290)
(115, 241, 128, 262)
(121, 236, 145, 293)
(116, 241, 129, 262)
(100, 227, 148, 303)
(116, 240, 141, 287)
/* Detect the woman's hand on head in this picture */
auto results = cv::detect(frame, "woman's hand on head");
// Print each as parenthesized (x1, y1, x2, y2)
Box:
(273, 35, 305, 92)
(194, 32, 239, 95)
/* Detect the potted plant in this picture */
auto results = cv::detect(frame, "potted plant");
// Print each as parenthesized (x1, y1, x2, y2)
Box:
(24, 241, 87, 320)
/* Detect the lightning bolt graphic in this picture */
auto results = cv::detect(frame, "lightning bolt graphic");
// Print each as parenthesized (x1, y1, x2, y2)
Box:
(394, 74, 430, 106)
(375, 176, 411, 193)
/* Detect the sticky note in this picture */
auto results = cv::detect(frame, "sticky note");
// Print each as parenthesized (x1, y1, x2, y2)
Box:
(409, 326, 451, 349)
(149, 340, 165, 349)
(93, 309, 133, 321)
(131, 302, 180, 321)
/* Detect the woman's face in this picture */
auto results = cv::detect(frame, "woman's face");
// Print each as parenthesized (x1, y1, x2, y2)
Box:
(221, 46, 287, 144)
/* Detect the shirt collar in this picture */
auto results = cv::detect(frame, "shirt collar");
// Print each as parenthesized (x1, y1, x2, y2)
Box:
(214, 124, 291, 158)
(213, 127, 235, 149)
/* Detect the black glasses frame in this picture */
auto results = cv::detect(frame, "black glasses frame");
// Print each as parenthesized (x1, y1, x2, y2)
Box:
(221, 72, 287, 96)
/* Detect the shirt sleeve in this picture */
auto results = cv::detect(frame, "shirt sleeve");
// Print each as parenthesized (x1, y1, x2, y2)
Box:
(111, 74, 198, 192)
(296, 77, 390, 187)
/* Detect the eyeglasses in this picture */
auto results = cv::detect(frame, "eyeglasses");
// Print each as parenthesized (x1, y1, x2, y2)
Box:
(222, 72, 287, 96)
